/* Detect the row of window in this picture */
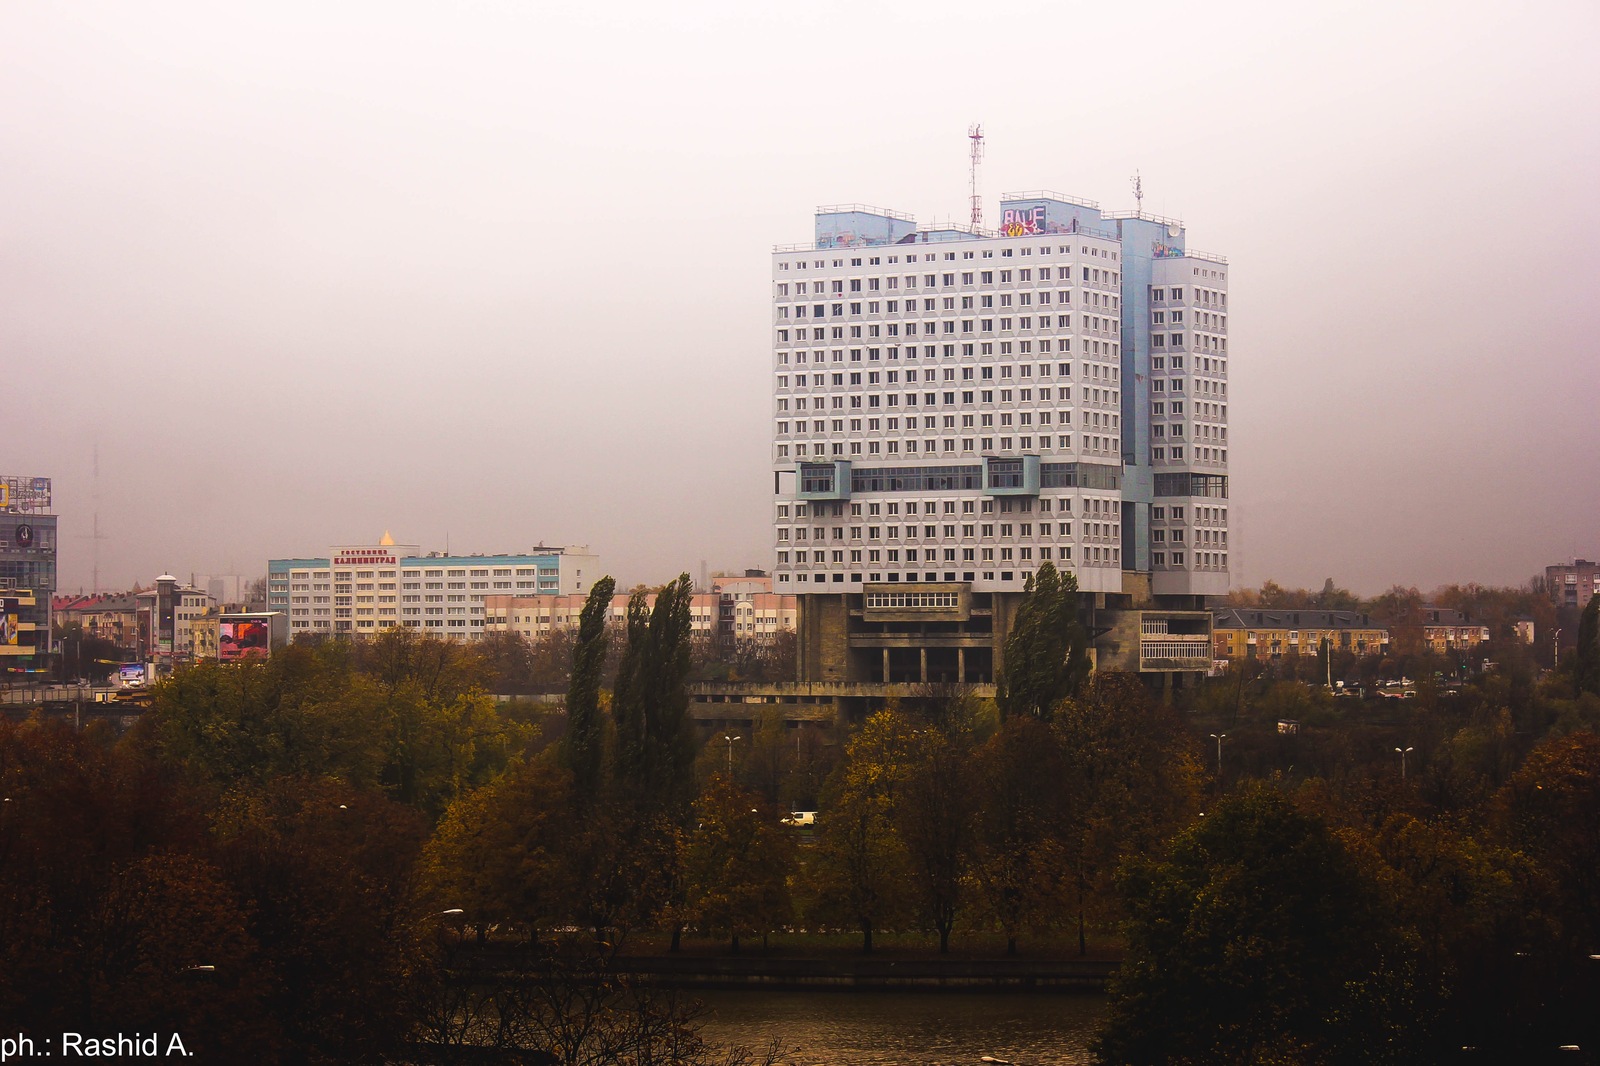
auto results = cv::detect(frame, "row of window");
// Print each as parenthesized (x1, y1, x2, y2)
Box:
(1151, 446, 1227, 464)
(776, 389, 1121, 412)
(777, 434, 1119, 459)
(778, 244, 1121, 270)
(777, 332, 1123, 360)
(777, 265, 1112, 294)
(864, 591, 960, 609)
(1150, 551, 1226, 570)
(780, 543, 1103, 565)
(780, 495, 1115, 519)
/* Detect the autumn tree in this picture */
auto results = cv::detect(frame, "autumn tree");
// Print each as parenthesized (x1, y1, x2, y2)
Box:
(997, 561, 1090, 720)
(419, 755, 582, 940)
(968, 716, 1070, 955)
(1053, 673, 1203, 955)
(806, 709, 917, 953)
(895, 694, 982, 953)
(208, 776, 433, 1064)
(682, 776, 794, 952)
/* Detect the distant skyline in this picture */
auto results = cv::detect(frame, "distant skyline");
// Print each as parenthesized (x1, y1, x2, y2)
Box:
(5, 1, 1597, 597)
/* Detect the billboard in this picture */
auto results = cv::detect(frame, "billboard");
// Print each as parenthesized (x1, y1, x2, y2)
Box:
(0, 476, 52, 513)
(0, 598, 16, 646)
(218, 618, 271, 661)
(118, 663, 146, 685)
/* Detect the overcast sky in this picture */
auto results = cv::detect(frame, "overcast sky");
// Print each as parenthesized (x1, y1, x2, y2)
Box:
(4, 0, 1597, 597)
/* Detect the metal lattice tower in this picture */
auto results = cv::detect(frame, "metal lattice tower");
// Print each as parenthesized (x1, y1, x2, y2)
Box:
(968, 123, 984, 228)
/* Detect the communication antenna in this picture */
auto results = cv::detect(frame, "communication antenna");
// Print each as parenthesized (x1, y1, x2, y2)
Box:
(78, 440, 110, 594)
(967, 123, 985, 228)
(1132, 170, 1144, 214)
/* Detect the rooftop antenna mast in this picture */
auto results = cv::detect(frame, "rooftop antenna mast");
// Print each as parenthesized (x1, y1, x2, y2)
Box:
(967, 123, 984, 228)
(1132, 170, 1144, 214)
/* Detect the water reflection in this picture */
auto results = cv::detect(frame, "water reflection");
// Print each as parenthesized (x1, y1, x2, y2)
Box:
(697, 990, 1106, 1066)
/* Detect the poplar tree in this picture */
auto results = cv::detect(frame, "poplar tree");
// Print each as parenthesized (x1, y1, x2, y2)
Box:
(560, 576, 614, 802)
(611, 575, 697, 816)
(997, 561, 1091, 720)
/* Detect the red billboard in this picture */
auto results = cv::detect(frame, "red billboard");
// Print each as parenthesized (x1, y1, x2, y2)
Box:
(218, 618, 271, 661)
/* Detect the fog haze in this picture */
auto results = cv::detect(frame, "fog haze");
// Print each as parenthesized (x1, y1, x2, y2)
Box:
(4, 0, 1597, 595)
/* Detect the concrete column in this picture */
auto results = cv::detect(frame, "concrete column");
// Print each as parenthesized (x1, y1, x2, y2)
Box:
(882, 647, 891, 683)
(957, 647, 966, 683)
(919, 647, 928, 683)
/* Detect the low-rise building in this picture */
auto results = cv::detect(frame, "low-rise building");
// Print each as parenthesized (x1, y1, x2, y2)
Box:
(1212, 608, 1388, 661)
(54, 593, 142, 648)
(134, 577, 217, 666)
(484, 572, 798, 644)
(1419, 606, 1490, 654)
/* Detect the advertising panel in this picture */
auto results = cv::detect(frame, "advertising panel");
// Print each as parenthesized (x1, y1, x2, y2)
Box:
(0, 476, 52, 513)
(118, 663, 146, 685)
(218, 618, 271, 662)
(0, 598, 17, 646)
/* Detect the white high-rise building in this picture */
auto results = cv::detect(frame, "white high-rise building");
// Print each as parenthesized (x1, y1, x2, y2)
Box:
(770, 193, 1226, 686)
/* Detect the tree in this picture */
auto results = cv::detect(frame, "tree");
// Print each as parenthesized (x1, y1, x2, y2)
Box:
(418, 755, 581, 940)
(894, 696, 981, 953)
(806, 709, 916, 953)
(682, 777, 794, 952)
(611, 577, 696, 817)
(561, 576, 615, 802)
(1097, 786, 1423, 1065)
(1573, 594, 1600, 698)
(1053, 673, 1202, 955)
(996, 561, 1090, 720)
(208, 776, 434, 1065)
(968, 717, 1070, 955)
(1497, 730, 1600, 948)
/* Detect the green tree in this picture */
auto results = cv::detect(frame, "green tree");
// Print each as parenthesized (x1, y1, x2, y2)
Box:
(1097, 786, 1423, 1065)
(1573, 593, 1600, 698)
(612, 577, 697, 816)
(996, 561, 1089, 721)
(561, 575, 615, 801)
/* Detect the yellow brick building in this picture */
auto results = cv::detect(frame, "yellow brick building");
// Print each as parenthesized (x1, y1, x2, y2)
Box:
(1212, 608, 1388, 661)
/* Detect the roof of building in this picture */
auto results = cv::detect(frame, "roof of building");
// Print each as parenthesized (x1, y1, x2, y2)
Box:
(1418, 606, 1481, 626)
(1213, 608, 1384, 630)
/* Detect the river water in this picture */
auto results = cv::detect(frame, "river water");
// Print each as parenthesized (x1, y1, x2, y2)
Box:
(696, 990, 1107, 1066)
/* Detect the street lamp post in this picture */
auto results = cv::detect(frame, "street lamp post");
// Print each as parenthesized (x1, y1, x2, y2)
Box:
(1395, 746, 1414, 781)
(722, 734, 742, 775)
(1209, 733, 1227, 779)
(1554, 629, 1562, 670)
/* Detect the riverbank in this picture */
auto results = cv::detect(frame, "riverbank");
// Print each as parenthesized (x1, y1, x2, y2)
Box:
(451, 944, 1118, 992)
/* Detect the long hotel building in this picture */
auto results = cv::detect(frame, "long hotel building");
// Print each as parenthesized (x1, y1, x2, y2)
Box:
(269, 535, 598, 640)
(771, 193, 1228, 685)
